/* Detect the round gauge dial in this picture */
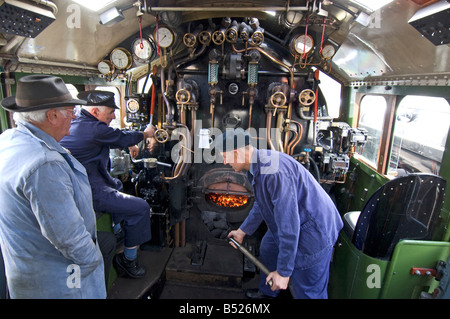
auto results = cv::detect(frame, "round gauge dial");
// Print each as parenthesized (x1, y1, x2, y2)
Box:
(293, 34, 314, 55)
(110, 47, 132, 70)
(132, 38, 154, 63)
(320, 44, 336, 60)
(155, 26, 174, 48)
(126, 99, 140, 113)
(97, 60, 114, 75)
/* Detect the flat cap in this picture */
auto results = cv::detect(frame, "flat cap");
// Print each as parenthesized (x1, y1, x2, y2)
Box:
(77, 90, 119, 109)
(214, 128, 251, 153)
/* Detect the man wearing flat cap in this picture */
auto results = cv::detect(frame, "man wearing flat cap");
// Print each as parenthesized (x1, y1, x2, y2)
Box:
(0, 75, 107, 298)
(60, 90, 154, 278)
(219, 128, 343, 299)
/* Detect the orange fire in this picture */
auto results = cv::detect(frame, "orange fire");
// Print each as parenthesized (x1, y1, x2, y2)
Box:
(207, 193, 249, 208)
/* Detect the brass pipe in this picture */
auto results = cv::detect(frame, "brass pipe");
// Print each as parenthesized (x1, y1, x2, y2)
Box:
(266, 111, 276, 151)
(233, 43, 295, 153)
(148, 6, 308, 12)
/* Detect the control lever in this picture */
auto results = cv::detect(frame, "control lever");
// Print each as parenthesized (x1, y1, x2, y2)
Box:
(228, 237, 273, 287)
(131, 157, 172, 167)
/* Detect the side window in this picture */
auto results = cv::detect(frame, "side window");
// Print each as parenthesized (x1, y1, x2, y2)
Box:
(138, 75, 153, 94)
(317, 70, 341, 118)
(94, 86, 121, 129)
(388, 96, 450, 175)
(357, 95, 387, 167)
(65, 84, 81, 115)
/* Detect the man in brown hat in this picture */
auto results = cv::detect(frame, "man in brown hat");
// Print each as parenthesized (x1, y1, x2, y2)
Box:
(0, 75, 108, 298)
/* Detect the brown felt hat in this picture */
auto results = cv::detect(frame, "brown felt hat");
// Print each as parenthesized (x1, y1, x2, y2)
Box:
(0, 74, 86, 112)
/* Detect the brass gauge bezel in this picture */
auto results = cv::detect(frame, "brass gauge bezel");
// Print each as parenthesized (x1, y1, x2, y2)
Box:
(110, 47, 133, 70)
(126, 98, 140, 113)
(97, 60, 115, 75)
(292, 34, 314, 55)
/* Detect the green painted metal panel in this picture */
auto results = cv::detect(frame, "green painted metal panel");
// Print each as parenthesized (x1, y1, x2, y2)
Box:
(329, 231, 389, 299)
(380, 240, 450, 299)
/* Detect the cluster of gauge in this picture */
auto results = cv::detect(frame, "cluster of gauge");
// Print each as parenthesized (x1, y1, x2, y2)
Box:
(290, 33, 336, 60)
(97, 25, 176, 76)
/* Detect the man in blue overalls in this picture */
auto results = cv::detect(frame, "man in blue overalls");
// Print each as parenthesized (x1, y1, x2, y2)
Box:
(60, 91, 154, 279)
(220, 129, 343, 299)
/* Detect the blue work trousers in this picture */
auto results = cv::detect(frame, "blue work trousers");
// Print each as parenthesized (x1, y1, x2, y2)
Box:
(93, 182, 151, 248)
(258, 231, 333, 299)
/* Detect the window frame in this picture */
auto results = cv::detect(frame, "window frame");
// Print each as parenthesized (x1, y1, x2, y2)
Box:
(388, 95, 450, 175)
(354, 92, 397, 174)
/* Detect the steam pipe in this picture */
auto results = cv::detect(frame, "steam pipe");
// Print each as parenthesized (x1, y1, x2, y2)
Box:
(266, 111, 276, 150)
(160, 67, 174, 124)
(148, 6, 308, 12)
(31, 0, 58, 15)
(149, 65, 157, 125)
(285, 120, 303, 155)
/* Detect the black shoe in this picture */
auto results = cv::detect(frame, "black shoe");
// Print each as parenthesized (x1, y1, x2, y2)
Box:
(245, 288, 274, 299)
(113, 252, 146, 279)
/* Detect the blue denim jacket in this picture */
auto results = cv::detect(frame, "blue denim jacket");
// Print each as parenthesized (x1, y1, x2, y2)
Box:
(240, 149, 343, 275)
(0, 120, 105, 298)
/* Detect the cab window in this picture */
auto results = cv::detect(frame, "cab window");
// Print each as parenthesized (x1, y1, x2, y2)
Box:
(317, 70, 341, 118)
(388, 96, 450, 175)
(95, 86, 121, 129)
(138, 76, 153, 94)
(357, 95, 387, 167)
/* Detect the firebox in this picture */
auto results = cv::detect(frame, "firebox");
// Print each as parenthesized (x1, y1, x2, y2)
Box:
(196, 168, 254, 223)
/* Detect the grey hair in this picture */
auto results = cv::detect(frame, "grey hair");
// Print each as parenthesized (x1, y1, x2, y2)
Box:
(13, 107, 72, 124)
(13, 109, 49, 124)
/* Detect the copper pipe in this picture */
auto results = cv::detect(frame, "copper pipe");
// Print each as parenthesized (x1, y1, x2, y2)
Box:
(266, 111, 276, 150)
(287, 120, 304, 155)
(285, 128, 298, 155)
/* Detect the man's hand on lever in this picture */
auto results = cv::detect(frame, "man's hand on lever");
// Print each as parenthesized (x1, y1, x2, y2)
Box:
(227, 228, 246, 249)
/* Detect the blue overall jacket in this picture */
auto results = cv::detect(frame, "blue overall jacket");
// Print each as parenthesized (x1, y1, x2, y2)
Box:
(240, 149, 343, 276)
(60, 109, 143, 192)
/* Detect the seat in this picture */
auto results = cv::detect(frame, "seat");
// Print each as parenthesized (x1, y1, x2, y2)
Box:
(343, 173, 447, 260)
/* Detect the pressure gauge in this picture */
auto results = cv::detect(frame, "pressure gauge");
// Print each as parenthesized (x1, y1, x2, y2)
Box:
(154, 26, 175, 48)
(292, 34, 314, 55)
(97, 60, 114, 75)
(110, 47, 132, 70)
(126, 98, 140, 113)
(320, 44, 336, 60)
(132, 38, 154, 64)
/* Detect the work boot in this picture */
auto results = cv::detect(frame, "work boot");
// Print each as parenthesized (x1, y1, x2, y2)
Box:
(113, 252, 146, 279)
